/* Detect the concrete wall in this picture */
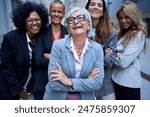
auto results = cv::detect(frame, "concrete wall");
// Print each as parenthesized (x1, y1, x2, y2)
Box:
(0, 0, 12, 35)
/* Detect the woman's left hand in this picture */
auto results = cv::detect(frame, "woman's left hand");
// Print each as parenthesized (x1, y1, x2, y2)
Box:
(50, 63, 73, 87)
(44, 53, 50, 59)
(87, 67, 100, 79)
(116, 52, 122, 58)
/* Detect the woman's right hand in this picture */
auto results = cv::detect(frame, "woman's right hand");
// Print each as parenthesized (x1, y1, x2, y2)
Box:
(50, 63, 73, 87)
(19, 89, 28, 100)
(44, 53, 50, 59)
(87, 67, 100, 79)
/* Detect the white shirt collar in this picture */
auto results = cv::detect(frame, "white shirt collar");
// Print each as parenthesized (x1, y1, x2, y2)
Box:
(26, 33, 31, 43)
(26, 33, 35, 44)
(70, 37, 90, 50)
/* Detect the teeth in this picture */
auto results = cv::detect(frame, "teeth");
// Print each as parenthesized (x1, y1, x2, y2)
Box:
(92, 10, 98, 12)
(53, 18, 59, 20)
(32, 27, 39, 30)
(74, 27, 81, 29)
(92, 12, 98, 14)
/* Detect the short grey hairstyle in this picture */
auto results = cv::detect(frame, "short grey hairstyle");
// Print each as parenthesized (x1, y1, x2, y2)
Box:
(66, 7, 93, 39)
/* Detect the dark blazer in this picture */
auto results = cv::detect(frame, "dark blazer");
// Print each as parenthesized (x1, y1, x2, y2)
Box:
(33, 24, 68, 95)
(0, 29, 33, 99)
(95, 30, 118, 97)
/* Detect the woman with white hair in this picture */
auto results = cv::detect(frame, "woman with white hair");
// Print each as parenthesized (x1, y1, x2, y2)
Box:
(43, 7, 104, 100)
(112, 1, 147, 100)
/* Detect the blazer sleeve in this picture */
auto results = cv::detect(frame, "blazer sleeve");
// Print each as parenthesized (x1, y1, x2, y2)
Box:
(48, 40, 104, 92)
(0, 35, 22, 95)
(71, 46, 104, 92)
(115, 32, 145, 68)
(104, 31, 117, 68)
(34, 33, 49, 68)
(48, 40, 70, 92)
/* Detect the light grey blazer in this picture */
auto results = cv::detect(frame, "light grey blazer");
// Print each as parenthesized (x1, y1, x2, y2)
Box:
(112, 31, 145, 88)
(43, 35, 104, 100)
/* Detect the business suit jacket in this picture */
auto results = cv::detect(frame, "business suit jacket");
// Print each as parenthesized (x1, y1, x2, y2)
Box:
(0, 29, 33, 99)
(43, 35, 104, 100)
(112, 31, 145, 88)
(95, 30, 117, 97)
(33, 24, 68, 94)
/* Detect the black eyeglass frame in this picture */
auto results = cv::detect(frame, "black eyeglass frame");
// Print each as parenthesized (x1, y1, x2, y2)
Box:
(66, 15, 86, 24)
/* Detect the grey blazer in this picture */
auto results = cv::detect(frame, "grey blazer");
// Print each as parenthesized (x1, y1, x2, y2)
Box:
(112, 31, 145, 88)
(95, 30, 117, 97)
(43, 35, 104, 100)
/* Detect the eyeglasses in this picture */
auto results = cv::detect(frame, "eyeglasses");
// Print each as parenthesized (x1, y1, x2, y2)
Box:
(26, 18, 41, 24)
(66, 15, 85, 24)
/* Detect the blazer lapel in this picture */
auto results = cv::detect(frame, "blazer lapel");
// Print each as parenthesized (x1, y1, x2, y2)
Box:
(20, 32, 30, 62)
(117, 37, 124, 46)
(65, 36, 76, 77)
(46, 25, 53, 49)
(61, 24, 67, 38)
(80, 45, 92, 77)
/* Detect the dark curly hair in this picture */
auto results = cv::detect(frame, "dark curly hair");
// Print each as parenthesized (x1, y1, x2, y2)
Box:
(12, 1, 49, 31)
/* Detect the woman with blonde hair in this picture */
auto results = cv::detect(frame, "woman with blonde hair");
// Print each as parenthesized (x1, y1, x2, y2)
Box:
(112, 1, 147, 100)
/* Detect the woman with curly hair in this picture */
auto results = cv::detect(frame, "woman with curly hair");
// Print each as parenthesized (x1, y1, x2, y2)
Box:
(112, 1, 147, 100)
(0, 1, 49, 100)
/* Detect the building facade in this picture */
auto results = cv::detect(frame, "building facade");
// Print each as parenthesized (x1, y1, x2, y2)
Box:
(1, 0, 150, 40)
(0, 0, 52, 36)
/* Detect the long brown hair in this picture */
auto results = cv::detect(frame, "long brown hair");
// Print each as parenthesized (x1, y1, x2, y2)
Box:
(85, 0, 112, 43)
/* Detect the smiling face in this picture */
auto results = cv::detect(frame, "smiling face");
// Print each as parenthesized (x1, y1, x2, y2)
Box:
(49, 2, 64, 25)
(87, 0, 103, 19)
(26, 11, 41, 38)
(118, 10, 133, 29)
(68, 11, 89, 36)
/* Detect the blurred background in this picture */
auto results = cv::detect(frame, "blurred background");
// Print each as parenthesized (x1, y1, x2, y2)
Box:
(0, 0, 150, 99)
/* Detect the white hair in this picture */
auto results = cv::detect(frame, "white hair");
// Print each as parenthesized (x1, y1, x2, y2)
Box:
(66, 7, 93, 39)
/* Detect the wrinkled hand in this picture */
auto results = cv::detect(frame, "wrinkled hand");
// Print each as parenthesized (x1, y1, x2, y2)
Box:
(19, 89, 28, 100)
(50, 63, 73, 87)
(87, 67, 100, 79)
(105, 48, 113, 55)
(44, 53, 50, 59)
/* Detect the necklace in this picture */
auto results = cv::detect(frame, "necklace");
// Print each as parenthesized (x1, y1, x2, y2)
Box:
(75, 48, 82, 57)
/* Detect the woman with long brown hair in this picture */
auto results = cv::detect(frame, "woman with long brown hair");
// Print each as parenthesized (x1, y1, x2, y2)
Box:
(86, 0, 117, 100)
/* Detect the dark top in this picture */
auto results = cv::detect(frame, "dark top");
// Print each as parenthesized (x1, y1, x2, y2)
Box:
(0, 29, 35, 98)
(33, 24, 68, 93)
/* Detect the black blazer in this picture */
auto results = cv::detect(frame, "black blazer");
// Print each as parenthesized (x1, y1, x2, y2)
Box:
(33, 24, 68, 93)
(0, 29, 33, 99)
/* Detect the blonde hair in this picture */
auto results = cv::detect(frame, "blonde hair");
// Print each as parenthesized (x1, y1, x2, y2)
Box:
(116, 1, 147, 51)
